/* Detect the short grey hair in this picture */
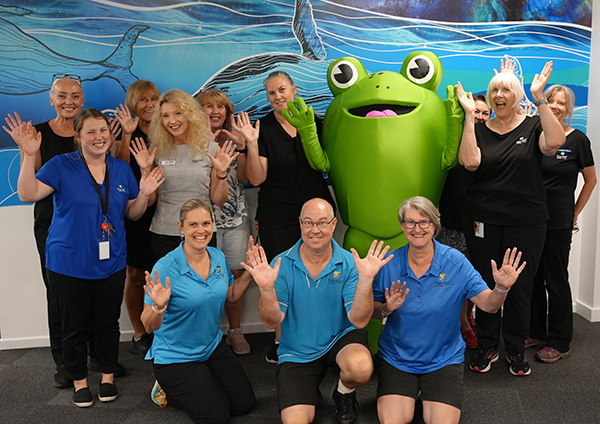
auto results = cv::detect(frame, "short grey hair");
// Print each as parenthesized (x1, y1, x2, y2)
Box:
(486, 72, 524, 110)
(544, 84, 575, 126)
(398, 196, 441, 237)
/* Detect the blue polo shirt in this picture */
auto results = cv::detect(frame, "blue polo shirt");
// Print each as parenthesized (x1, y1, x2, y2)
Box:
(275, 239, 358, 364)
(145, 244, 234, 364)
(36, 152, 138, 279)
(374, 240, 488, 373)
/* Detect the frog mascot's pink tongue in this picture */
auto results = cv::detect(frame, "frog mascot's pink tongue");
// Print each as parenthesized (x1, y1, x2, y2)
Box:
(365, 109, 397, 118)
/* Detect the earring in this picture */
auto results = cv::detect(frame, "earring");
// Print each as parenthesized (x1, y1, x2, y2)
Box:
(180, 233, 185, 242)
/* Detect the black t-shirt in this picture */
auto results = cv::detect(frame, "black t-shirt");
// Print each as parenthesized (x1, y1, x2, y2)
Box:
(464, 116, 548, 226)
(124, 126, 156, 231)
(438, 164, 473, 231)
(33, 121, 76, 235)
(542, 129, 595, 229)
(256, 111, 335, 224)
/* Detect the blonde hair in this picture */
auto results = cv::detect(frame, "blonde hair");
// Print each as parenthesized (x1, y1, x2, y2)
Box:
(149, 89, 210, 159)
(196, 89, 235, 130)
(486, 72, 524, 110)
(398, 196, 441, 237)
(544, 84, 575, 126)
(125, 79, 159, 114)
(50, 75, 83, 97)
(179, 198, 214, 224)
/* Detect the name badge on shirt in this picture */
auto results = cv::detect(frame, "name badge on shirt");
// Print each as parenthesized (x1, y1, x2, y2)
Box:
(160, 160, 176, 166)
(192, 158, 205, 163)
(99, 240, 110, 260)
(474, 221, 484, 238)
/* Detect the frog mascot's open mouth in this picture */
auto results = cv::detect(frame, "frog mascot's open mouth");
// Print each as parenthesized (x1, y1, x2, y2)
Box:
(349, 104, 416, 117)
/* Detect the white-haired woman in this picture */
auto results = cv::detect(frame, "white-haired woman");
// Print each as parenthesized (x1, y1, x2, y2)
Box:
(527, 85, 596, 363)
(456, 62, 565, 376)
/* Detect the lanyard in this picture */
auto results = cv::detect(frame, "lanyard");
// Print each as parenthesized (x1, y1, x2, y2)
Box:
(83, 157, 110, 218)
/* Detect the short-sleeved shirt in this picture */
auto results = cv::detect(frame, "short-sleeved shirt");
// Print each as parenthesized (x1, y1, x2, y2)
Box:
(256, 111, 335, 224)
(36, 152, 139, 279)
(374, 240, 488, 374)
(145, 244, 234, 364)
(541, 129, 595, 229)
(151, 142, 218, 236)
(464, 116, 548, 226)
(33, 121, 76, 235)
(274, 239, 358, 364)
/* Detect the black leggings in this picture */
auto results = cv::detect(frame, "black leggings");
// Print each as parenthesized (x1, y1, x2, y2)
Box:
(154, 340, 255, 424)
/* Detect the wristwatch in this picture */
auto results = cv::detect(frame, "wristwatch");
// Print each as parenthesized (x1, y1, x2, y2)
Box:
(534, 98, 548, 106)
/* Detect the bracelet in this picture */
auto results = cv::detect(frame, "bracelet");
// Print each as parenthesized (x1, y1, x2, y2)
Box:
(494, 285, 510, 294)
(152, 304, 167, 314)
(381, 303, 391, 319)
(216, 172, 227, 180)
(534, 98, 548, 107)
(236, 148, 248, 154)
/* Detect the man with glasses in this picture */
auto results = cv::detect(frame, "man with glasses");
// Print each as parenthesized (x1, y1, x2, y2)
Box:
(242, 197, 392, 424)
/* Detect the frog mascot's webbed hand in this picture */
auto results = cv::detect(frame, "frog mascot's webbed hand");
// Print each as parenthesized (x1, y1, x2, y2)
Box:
(282, 97, 331, 173)
(441, 84, 465, 171)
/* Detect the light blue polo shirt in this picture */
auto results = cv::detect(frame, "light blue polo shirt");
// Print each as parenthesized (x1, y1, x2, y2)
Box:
(275, 239, 358, 364)
(145, 244, 233, 364)
(374, 239, 488, 373)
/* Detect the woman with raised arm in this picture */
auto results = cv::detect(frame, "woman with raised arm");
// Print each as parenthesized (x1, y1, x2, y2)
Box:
(3, 74, 83, 388)
(15, 108, 163, 407)
(456, 62, 565, 376)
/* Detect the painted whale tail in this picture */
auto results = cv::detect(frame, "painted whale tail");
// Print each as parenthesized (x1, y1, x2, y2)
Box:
(99, 25, 149, 91)
(294, 0, 326, 60)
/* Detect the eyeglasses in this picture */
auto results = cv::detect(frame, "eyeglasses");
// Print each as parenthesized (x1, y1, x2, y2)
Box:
(402, 219, 433, 229)
(52, 74, 81, 82)
(300, 217, 335, 228)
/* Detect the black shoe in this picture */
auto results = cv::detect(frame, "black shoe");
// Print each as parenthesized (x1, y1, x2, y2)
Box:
(53, 364, 73, 389)
(130, 333, 153, 357)
(469, 347, 499, 373)
(98, 382, 119, 402)
(265, 341, 279, 364)
(88, 357, 126, 377)
(73, 387, 93, 408)
(332, 388, 358, 424)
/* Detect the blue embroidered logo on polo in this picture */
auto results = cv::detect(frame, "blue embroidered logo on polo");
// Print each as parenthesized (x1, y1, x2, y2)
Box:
(328, 270, 342, 284)
(434, 273, 450, 287)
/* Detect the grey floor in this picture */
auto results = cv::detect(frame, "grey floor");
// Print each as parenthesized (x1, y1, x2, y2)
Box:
(1, 314, 600, 423)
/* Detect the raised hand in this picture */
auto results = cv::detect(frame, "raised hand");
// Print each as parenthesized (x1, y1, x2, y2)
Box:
(384, 280, 409, 312)
(456, 82, 476, 115)
(350, 240, 394, 280)
(232, 112, 260, 145)
(139, 166, 165, 196)
(114, 104, 138, 136)
(241, 244, 281, 291)
(281, 97, 314, 129)
(143, 270, 171, 307)
(3, 112, 29, 145)
(12, 121, 41, 156)
(530, 61, 553, 100)
(108, 116, 122, 148)
(494, 57, 517, 75)
(491, 247, 526, 290)
(207, 139, 239, 174)
(130, 136, 156, 170)
(521, 101, 538, 117)
(220, 115, 246, 150)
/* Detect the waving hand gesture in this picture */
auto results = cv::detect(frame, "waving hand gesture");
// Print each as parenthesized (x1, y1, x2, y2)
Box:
(144, 270, 171, 308)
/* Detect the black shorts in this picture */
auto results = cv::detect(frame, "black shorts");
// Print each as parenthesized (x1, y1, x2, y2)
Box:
(376, 359, 464, 410)
(276, 329, 369, 411)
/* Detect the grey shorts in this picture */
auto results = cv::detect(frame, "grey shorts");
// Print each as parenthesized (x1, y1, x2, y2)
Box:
(376, 359, 464, 409)
(216, 217, 250, 271)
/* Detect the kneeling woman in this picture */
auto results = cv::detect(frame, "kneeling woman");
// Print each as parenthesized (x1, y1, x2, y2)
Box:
(373, 196, 525, 424)
(142, 199, 255, 424)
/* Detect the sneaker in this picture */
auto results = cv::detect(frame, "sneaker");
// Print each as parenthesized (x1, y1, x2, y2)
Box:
(54, 364, 73, 389)
(88, 357, 126, 377)
(226, 328, 251, 355)
(469, 347, 499, 373)
(332, 388, 358, 424)
(524, 337, 545, 349)
(98, 382, 118, 402)
(130, 333, 153, 357)
(265, 341, 279, 364)
(151, 380, 168, 408)
(535, 346, 570, 364)
(72, 386, 93, 408)
(506, 352, 532, 376)
(463, 329, 478, 349)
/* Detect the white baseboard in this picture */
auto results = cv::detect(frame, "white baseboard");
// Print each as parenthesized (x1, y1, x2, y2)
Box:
(575, 301, 600, 322)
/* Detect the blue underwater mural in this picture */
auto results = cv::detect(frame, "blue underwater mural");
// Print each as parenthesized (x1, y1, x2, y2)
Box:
(0, 0, 593, 206)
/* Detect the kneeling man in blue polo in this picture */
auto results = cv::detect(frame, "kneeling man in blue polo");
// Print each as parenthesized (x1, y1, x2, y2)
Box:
(243, 197, 393, 424)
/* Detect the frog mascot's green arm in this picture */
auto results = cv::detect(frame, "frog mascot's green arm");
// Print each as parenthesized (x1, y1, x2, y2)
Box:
(283, 52, 464, 354)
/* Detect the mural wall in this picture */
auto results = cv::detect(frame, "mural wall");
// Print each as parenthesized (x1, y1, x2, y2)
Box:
(0, 0, 593, 207)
